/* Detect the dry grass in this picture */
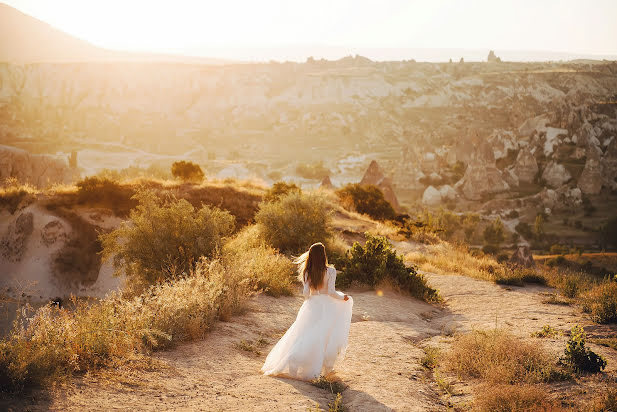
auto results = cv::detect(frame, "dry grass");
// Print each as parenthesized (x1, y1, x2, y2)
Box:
(582, 280, 617, 324)
(473, 384, 562, 412)
(446, 329, 565, 385)
(0, 234, 293, 394)
(0, 182, 38, 214)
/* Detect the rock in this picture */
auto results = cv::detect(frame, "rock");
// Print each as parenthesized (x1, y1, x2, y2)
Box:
(1, 212, 33, 262)
(578, 146, 603, 194)
(518, 115, 548, 138)
(603, 137, 617, 190)
(460, 163, 510, 201)
(439, 185, 457, 201)
(41, 220, 67, 246)
(487, 50, 501, 63)
(509, 245, 535, 268)
(422, 186, 442, 206)
(503, 167, 519, 188)
(320, 175, 334, 189)
(0, 145, 76, 187)
(360, 160, 401, 211)
(513, 147, 539, 184)
(541, 161, 571, 188)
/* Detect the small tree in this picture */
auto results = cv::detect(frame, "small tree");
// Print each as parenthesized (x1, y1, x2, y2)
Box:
(100, 190, 234, 285)
(534, 214, 545, 240)
(483, 218, 505, 247)
(263, 181, 301, 203)
(171, 161, 204, 182)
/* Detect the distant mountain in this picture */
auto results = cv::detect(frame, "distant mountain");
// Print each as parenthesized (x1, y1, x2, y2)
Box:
(0, 3, 231, 64)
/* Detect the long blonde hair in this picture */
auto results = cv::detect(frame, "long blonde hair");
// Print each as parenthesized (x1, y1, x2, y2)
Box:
(293, 242, 328, 290)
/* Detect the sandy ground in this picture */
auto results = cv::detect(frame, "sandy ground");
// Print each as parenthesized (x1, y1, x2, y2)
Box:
(7, 264, 616, 412)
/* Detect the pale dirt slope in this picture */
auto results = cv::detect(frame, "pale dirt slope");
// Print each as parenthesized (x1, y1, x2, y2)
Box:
(11, 262, 616, 412)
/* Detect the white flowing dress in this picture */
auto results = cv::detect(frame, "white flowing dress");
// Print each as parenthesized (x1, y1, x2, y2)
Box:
(261, 266, 353, 380)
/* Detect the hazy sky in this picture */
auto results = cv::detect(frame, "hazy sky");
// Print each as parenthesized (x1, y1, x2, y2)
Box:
(5, 0, 617, 58)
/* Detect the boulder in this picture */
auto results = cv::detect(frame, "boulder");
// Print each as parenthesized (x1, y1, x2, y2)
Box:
(422, 186, 442, 206)
(541, 161, 571, 188)
(509, 245, 535, 268)
(460, 163, 510, 201)
(439, 185, 457, 201)
(513, 147, 539, 183)
(1, 212, 33, 262)
(360, 160, 401, 211)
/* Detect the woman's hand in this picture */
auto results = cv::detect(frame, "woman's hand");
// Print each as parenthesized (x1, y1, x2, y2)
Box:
(343, 295, 350, 301)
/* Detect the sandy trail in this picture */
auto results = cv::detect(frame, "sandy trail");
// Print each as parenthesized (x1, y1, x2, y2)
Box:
(9, 269, 617, 411)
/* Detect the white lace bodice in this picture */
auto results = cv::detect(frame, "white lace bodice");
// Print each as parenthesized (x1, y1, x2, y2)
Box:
(303, 266, 345, 300)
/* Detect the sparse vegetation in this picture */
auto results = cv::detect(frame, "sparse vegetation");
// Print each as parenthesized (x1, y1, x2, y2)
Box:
(255, 191, 332, 254)
(561, 325, 606, 373)
(531, 325, 559, 338)
(420, 346, 440, 370)
(582, 280, 617, 324)
(263, 181, 301, 203)
(337, 233, 440, 302)
(75, 176, 137, 216)
(473, 384, 558, 412)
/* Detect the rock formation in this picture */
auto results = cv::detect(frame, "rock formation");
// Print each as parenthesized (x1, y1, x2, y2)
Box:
(509, 245, 535, 268)
(0, 145, 76, 187)
(422, 186, 441, 206)
(541, 161, 571, 188)
(459, 142, 509, 200)
(319, 175, 334, 190)
(578, 145, 603, 194)
(1, 212, 33, 262)
(41, 220, 68, 246)
(487, 50, 501, 63)
(513, 147, 539, 184)
(360, 160, 401, 211)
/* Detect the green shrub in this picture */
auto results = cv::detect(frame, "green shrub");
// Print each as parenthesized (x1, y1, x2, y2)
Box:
(483, 218, 505, 246)
(335, 183, 396, 221)
(263, 181, 301, 203)
(583, 281, 617, 324)
(100, 190, 235, 287)
(171, 160, 204, 182)
(338, 233, 440, 302)
(255, 191, 331, 254)
(561, 326, 607, 373)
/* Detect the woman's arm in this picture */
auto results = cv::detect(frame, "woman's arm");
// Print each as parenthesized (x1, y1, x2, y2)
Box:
(302, 271, 310, 298)
(326, 267, 346, 300)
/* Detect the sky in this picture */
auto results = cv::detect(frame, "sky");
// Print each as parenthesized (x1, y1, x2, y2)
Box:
(5, 0, 617, 61)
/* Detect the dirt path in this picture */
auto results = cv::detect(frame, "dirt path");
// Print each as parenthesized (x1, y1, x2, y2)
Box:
(9, 270, 617, 411)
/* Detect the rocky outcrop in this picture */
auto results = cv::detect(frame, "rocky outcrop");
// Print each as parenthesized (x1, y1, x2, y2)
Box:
(603, 137, 617, 190)
(513, 147, 539, 184)
(459, 142, 509, 200)
(542, 161, 571, 188)
(439, 185, 457, 202)
(539, 186, 582, 213)
(319, 175, 334, 190)
(509, 245, 535, 267)
(360, 160, 401, 211)
(41, 220, 68, 246)
(578, 146, 603, 194)
(1, 212, 33, 262)
(487, 50, 501, 63)
(0, 145, 76, 187)
(422, 186, 442, 206)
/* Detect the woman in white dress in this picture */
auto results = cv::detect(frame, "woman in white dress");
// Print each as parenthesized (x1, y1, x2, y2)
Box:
(261, 242, 353, 380)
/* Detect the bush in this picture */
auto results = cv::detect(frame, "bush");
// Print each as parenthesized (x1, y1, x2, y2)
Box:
(255, 191, 331, 254)
(335, 184, 396, 221)
(550, 244, 569, 255)
(337, 233, 440, 302)
(171, 160, 204, 182)
(263, 181, 301, 203)
(561, 326, 606, 373)
(76, 176, 136, 215)
(100, 190, 235, 287)
(447, 329, 562, 384)
(482, 244, 500, 255)
(560, 275, 580, 298)
(484, 218, 505, 246)
(223, 225, 295, 297)
(295, 161, 330, 180)
(515, 221, 533, 239)
(583, 281, 617, 324)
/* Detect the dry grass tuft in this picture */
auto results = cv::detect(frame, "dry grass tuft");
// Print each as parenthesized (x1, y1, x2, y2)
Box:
(446, 329, 564, 385)
(473, 384, 562, 412)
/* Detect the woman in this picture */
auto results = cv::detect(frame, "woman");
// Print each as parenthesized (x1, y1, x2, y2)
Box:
(261, 242, 353, 380)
